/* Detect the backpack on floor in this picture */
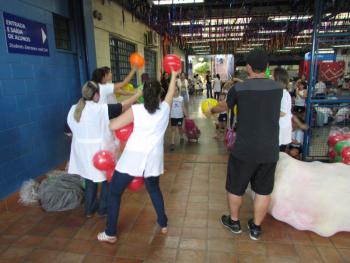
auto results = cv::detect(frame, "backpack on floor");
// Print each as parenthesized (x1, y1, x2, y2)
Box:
(184, 119, 201, 142)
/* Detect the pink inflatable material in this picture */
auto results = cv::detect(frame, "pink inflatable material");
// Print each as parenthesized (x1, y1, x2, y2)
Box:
(268, 152, 350, 237)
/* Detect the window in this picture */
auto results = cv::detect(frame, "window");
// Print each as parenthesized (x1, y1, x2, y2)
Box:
(53, 14, 71, 51)
(110, 37, 137, 86)
(144, 48, 157, 80)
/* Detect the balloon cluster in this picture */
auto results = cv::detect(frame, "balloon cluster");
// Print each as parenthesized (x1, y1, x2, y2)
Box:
(92, 150, 115, 183)
(328, 128, 350, 164)
(201, 98, 219, 116)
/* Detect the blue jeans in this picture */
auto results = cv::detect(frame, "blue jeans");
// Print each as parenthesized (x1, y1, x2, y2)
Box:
(206, 83, 213, 98)
(84, 179, 108, 216)
(105, 171, 167, 236)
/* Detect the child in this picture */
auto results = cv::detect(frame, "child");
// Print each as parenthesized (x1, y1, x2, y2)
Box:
(97, 69, 180, 244)
(91, 66, 137, 104)
(214, 93, 228, 140)
(170, 87, 188, 151)
(67, 81, 141, 218)
(289, 116, 304, 159)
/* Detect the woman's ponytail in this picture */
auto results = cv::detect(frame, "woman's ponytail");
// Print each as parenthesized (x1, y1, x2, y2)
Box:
(73, 81, 99, 122)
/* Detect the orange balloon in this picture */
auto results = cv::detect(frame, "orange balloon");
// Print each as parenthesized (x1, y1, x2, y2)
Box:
(130, 52, 145, 69)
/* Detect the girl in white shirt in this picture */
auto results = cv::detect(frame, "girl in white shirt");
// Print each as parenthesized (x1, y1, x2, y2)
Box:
(97, 69, 180, 244)
(169, 87, 188, 151)
(67, 81, 141, 218)
(213, 74, 222, 100)
(91, 66, 137, 104)
(273, 68, 292, 152)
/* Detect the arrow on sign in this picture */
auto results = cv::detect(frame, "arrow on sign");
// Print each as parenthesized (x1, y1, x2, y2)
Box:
(41, 28, 47, 44)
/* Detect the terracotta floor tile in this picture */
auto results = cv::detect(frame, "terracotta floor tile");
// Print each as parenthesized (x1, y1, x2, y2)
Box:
(12, 235, 44, 248)
(238, 254, 268, 263)
(207, 251, 238, 263)
(183, 217, 207, 228)
(64, 239, 95, 254)
(237, 240, 267, 255)
(266, 243, 298, 257)
(49, 226, 80, 239)
(207, 239, 236, 253)
(316, 246, 344, 263)
(0, 246, 32, 260)
(24, 248, 60, 263)
(113, 259, 143, 263)
(89, 242, 119, 256)
(179, 238, 207, 250)
(146, 247, 177, 262)
(116, 244, 150, 260)
(207, 227, 237, 240)
(151, 236, 180, 248)
(266, 256, 300, 262)
(288, 230, 313, 245)
(0, 235, 17, 246)
(124, 233, 154, 246)
(175, 249, 206, 263)
(330, 232, 350, 249)
(181, 227, 207, 240)
(337, 248, 350, 262)
(83, 254, 114, 263)
(308, 232, 334, 247)
(295, 245, 323, 263)
(27, 223, 55, 236)
(55, 252, 85, 263)
(39, 237, 70, 250)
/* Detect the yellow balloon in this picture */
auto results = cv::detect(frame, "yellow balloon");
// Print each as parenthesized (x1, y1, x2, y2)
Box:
(234, 105, 237, 115)
(201, 98, 219, 114)
(123, 83, 134, 92)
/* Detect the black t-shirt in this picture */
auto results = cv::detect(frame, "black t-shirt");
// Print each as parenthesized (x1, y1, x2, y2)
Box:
(108, 103, 122, 119)
(226, 78, 282, 163)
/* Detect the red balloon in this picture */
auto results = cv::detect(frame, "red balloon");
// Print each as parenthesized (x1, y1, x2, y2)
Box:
(115, 123, 134, 142)
(343, 157, 350, 165)
(341, 146, 350, 159)
(92, 150, 115, 182)
(328, 149, 336, 160)
(130, 52, 144, 69)
(328, 134, 345, 147)
(163, 54, 182, 74)
(128, 177, 144, 192)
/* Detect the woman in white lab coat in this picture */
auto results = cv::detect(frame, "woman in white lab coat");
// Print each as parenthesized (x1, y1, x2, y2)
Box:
(67, 81, 141, 218)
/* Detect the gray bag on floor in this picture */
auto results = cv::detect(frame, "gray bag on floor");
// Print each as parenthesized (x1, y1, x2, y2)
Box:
(38, 172, 83, 212)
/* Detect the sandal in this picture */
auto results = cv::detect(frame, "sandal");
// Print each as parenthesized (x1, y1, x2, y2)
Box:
(97, 231, 117, 244)
(160, 227, 168, 234)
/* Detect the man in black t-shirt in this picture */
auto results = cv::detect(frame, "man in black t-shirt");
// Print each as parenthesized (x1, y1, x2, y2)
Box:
(211, 49, 282, 240)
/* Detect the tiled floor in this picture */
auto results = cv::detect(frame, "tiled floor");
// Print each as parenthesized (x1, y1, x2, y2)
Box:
(1, 95, 350, 263)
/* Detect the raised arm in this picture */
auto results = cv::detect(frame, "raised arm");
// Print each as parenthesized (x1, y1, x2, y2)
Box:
(109, 108, 134, 131)
(164, 70, 181, 106)
(113, 65, 137, 91)
(120, 90, 142, 112)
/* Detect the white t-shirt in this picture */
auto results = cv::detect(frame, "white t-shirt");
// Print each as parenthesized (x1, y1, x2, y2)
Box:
(213, 77, 221, 92)
(315, 81, 326, 94)
(98, 83, 118, 104)
(176, 79, 188, 93)
(291, 129, 304, 146)
(279, 89, 292, 145)
(336, 107, 350, 122)
(295, 89, 306, 106)
(170, 96, 184, 118)
(67, 102, 115, 182)
(116, 102, 170, 177)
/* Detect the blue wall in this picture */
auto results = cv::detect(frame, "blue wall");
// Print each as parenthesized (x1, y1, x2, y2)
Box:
(0, 0, 89, 199)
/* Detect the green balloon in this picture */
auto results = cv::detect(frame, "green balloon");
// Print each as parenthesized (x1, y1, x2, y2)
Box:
(138, 96, 144, 103)
(335, 141, 350, 155)
(335, 155, 343, 163)
(265, 68, 271, 78)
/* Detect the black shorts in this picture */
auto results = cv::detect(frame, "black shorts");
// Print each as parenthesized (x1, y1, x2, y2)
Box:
(170, 118, 183, 126)
(226, 154, 277, 196)
(218, 113, 227, 122)
(293, 106, 305, 113)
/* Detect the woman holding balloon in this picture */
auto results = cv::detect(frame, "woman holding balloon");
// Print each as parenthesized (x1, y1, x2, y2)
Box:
(67, 79, 142, 218)
(97, 55, 182, 244)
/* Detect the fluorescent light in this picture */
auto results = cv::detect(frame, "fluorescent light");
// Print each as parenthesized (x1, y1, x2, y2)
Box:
(333, 44, 350, 48)
(268, 15, 312, 22)
(319, 29, 347, 33)
(316, 49, 335, 54)
(294, 35, 312, 39)
(181, 33, 201, 37)
(236, 48, 254, 51)
(172, 20, 204, 26)
(235, 50, 250, 53)
(258, 29, 286, 34)
(248, 38, 271, 41)
(242, 43, 264, 47)
(172, 17, 251, 26)
(192, 45, 210, 49)
(297, 42, 311, 45)
(277, 49, 291, 52)
(284, 46, 302, 49)
(153, 0, 204, 5)
(300, 29, 313, 34)
(187, 37, 242, 43)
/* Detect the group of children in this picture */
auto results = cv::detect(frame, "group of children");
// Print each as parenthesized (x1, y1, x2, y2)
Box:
(67, 63, 182, 243)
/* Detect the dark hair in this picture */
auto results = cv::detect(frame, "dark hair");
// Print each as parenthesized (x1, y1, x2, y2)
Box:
(216, 74, 220, 79)
(273, 67, 289, 89)
(143, 80, 162, 114)
(246, 49, 268, 73)
(91, 67, 111, 84)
